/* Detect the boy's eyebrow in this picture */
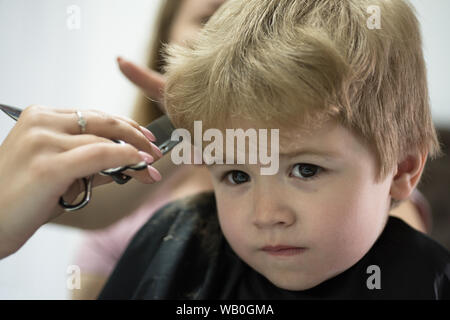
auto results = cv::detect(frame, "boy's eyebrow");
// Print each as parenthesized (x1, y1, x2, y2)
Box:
(206, 147, 341, 168)
(279, 147, 342, 160)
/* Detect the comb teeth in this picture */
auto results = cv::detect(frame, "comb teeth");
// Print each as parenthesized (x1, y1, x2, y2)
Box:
(145, 115, 176, 143)
(145, 115, 181, 155)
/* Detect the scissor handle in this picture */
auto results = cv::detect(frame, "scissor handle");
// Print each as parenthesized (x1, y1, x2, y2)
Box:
(100, 160, 148, 184)
(58, 158, 147, 211)
(59, 176, 93, 212)
(98, 140, 149, 184)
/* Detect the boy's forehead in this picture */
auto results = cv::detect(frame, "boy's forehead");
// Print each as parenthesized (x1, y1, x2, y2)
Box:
(227, 117, 340, 151)
(202, 116, 354, 164)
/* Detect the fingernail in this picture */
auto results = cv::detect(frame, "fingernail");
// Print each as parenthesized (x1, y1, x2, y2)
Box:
(117, 56, 123, 63)
(148, 166, 162, 182)
(140, 126, 157, 142)
(151, 142, 163, 158)
(139, 151, 154, 164)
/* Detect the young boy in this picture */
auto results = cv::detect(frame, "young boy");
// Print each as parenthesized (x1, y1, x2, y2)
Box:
(98, 0, 449, 299)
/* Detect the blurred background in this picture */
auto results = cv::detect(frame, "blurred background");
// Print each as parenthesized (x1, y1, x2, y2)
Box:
(0, 0, 449, 299)
(0, 0, 160, 299)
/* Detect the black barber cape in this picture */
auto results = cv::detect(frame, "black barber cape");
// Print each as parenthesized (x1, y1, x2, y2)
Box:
(98, 192, 450, 299)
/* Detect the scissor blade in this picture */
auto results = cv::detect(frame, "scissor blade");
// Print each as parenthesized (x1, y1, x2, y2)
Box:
(0, 103, 22, 121)
(145, 115, 181, 155)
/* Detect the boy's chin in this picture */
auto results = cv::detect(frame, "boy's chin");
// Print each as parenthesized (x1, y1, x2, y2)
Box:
(261, 270, 328, 292)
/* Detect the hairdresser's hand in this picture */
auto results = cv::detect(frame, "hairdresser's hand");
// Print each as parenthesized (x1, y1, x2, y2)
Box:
(0, 105, 163, 258)
(116, 56, 166, 113)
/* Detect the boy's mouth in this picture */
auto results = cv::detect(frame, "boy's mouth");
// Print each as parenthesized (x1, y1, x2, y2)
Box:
(261, 245, 307, 256)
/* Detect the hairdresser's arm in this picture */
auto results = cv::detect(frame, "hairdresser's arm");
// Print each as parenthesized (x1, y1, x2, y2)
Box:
(0, 105, 162, 258)
(51, 57, 169, 229)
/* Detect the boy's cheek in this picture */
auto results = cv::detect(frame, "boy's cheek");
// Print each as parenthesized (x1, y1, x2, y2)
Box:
(217, 209, 250, 260)
(314, 191, 387, 263)
(306, 201, 378, 272)
(216, 197, 243, 227)
(303, 187, 371, 239)
(216, 198, 252, 243)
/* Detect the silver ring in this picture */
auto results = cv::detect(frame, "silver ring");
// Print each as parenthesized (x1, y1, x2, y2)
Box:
(76, 110, 87, 134)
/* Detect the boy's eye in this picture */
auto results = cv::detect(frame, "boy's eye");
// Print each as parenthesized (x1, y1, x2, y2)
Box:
(225, 170, 250, 185)
(291, 163, 321, 180)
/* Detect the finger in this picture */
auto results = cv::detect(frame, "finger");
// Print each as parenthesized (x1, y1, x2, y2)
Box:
(50, 108, 158, 143)
(23, 105, 145, 135)
(56, 133, 160, 160)
(46, 108, 159, 152)
(109, 113, 157, 142)
(117, 56, 165, 103)
(120, 151, 162, 183)
(20, 106, 163, 159)
(111, 164, 162, 184)
(61, 110, 163, 159)
(51, 133, 114, 151)
(54, 142, 162, 185)
(19, 105, 74, 130)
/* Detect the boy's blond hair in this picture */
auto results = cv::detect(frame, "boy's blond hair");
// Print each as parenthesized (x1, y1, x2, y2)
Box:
(162, 0, 441, 182)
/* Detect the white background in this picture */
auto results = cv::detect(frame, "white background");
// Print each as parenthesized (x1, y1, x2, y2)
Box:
(0, 0, 161, 299)
(0, 0, 449, 299)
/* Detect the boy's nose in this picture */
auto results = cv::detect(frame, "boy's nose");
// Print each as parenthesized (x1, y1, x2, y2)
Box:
(251, 190, 297, 229)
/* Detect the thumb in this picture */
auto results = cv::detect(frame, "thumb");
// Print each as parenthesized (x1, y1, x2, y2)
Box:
(117, 56, 166, 106)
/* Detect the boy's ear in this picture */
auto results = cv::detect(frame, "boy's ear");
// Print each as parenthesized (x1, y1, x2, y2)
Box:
(390, 151, 428, 201)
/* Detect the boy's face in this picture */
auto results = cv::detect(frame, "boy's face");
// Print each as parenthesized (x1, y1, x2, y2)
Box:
(207, 118, 394, 291)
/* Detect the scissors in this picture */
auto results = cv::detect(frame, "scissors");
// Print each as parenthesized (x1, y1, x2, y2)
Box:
(0, 103, 181, 212)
